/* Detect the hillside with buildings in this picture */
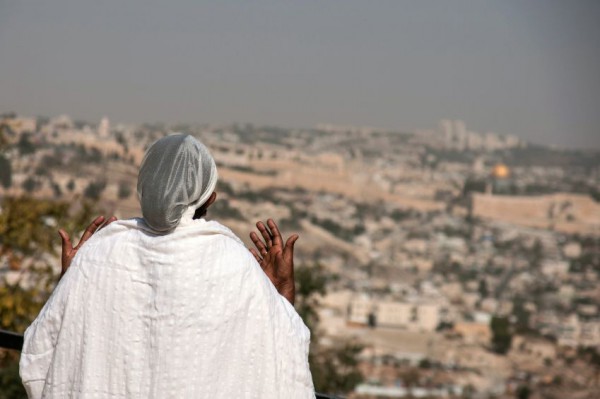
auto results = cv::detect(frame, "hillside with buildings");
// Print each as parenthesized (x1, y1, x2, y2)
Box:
(1, 113, 600, 398)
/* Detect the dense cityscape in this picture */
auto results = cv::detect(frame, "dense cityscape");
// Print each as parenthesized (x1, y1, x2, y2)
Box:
(1, 112, 599, 398)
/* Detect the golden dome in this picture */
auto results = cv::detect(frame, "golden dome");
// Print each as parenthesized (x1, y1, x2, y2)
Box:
(492, 163, 510, 179)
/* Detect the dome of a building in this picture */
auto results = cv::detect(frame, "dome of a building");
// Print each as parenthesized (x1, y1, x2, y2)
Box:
(492, 163, 510, 179)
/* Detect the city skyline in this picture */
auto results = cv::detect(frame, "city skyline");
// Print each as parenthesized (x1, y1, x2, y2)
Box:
(1, 1, 599, 149)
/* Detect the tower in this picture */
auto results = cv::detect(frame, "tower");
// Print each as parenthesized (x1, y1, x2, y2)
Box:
(98, 117, 110, 138)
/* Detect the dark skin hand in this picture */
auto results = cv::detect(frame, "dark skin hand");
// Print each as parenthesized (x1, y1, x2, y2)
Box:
(58, 215, 117, 279)
(249, 219, 299, 305)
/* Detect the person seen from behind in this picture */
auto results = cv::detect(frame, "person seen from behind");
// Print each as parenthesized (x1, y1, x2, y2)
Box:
(19, 133, 315, 398)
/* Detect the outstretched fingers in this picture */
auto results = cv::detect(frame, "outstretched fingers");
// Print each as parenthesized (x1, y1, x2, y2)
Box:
(266, 219, 283, 247)
(58, 228, 72, 268)
(58, 229, 72, 252)
(101, 216, 118, 229)
(248, 248, 263, 265)
(250, 231, 268, 255)
(75, 216, 105, 249)
(58, 228, 74, 276)
(256, 221, 273, 248)
(285, 234, 299, 255)
(57, 215, 116, 280)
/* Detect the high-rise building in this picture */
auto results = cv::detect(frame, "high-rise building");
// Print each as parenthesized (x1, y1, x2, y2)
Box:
(98, 117, 110, 138)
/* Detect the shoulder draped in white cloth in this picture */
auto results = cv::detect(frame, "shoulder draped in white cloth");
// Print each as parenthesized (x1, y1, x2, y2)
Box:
(20, 212, 315, 398)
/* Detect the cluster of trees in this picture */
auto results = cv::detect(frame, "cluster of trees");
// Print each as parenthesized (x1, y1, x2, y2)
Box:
(83, 180, 107, 200)
(0, 126, 12, 189)
(0, 196, 97, 398)
(0, 156, 10, 189)
(309, 216, 365, 242)
(295, 264, 364, 394)
(210, 199, 245, 221)
(490, 315, 513, 355)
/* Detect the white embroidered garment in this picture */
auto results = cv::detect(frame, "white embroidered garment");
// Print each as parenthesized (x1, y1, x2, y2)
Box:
(20, 214, 314, 398)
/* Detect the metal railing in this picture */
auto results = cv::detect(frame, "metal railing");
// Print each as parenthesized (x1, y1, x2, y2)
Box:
(0, 329, 23, 351)
(1, 329, 341, 399)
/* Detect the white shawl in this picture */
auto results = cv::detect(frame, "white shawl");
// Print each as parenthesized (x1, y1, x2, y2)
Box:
(20, 214, 314, 398)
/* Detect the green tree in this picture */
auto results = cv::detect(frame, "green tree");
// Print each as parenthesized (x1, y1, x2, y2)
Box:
(512, 298, 531, 333)
(0, 155, 11, 188)
(295, 264, 327, 333)
(295, 264, 364, 395)
(462, 384, 476, 399)
(490, 315, 513, 354)
(0, 196, 94, 256)
(51, 182, 62, 198)
(478, 279, 489, 298)
(17, 133, 35, 155)
(530, 239, 543, 270)
(117, 181, 132, 199)
(516, 385, 531, 399)
(83, 180, 106, 200)
(0, 123, 9, 149)
(0, 196, 98, 398)
(0, 196, 98, 328)
(21, 177, 39, 193)
(310, 340, 364, 395)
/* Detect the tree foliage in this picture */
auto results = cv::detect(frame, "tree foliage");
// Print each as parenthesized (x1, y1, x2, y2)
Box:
(21, 177, 39, 193)
(490, 315, 513, 355)
(0, 196, 97, 397)
(0, 361, 25, 399)
(0, 196, 95, 256)
(17, 133, 35, 155)
(295, 264, 364, 395)
(83, 180, 106, 200)
(310, 340, 364, 395)
(0, 124, 9, 150)
(295, 264, 327, 333)
(117, 181, 132, 199)
(0, 196, 97, 331)
(516, 384, 531, 399)
(0, 155, 11, 188)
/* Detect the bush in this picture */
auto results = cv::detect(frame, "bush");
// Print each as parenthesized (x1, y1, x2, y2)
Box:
(295, 264, 363, 394)
(21, 177, 39, 193)
(0, 196, 97, 398)
(490, 316, 513, 354)
(83, 180, 106, 200)
(117, 181, 132, 199)
(51, 182, 62, 198)
(209, 199, 245, 221)
(17, 133, 36, 155)
(0, 155, 11, 188)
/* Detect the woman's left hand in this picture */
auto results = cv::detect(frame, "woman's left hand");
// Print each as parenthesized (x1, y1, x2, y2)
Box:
(58, 215, 117, 279)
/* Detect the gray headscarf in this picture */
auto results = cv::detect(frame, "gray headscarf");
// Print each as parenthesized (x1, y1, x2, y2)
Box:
(137, 133, 218, 233)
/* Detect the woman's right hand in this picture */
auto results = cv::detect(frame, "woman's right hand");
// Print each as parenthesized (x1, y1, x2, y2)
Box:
(58, 215, 117, 279)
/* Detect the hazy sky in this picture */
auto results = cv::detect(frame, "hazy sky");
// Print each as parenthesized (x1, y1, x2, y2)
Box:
(0, 1, 598, 148)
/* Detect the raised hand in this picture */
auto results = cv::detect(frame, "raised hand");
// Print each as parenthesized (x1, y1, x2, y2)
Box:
(58, 215, 117, 279)
(249, 219, 299, 305)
